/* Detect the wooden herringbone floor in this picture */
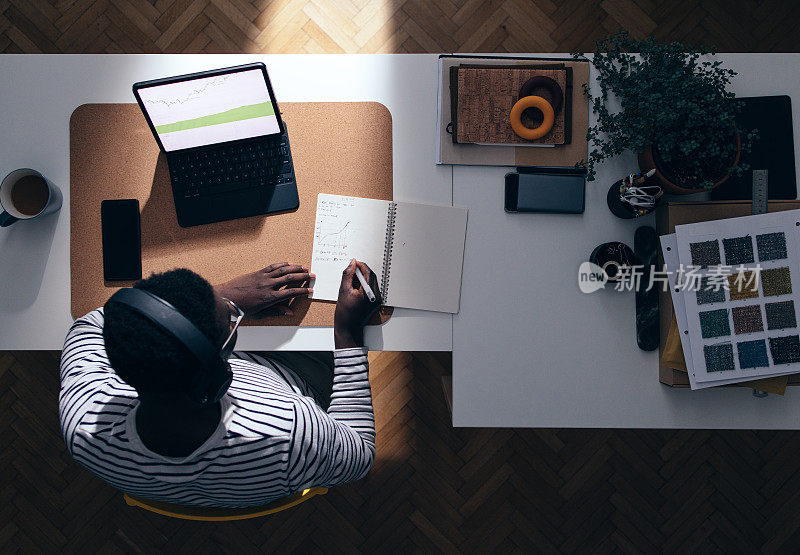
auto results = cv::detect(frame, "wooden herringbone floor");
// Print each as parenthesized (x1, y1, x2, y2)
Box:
(1, 0, 800, 54)
(4, 349, 800, 552)
(5, 0, 800, 553)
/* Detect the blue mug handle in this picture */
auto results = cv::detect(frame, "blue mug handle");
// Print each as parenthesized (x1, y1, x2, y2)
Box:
(0, 211, 18, 227)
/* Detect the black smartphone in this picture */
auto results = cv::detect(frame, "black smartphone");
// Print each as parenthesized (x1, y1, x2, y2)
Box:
(101, 199, 142, 281)
(504, 171, 585, 214)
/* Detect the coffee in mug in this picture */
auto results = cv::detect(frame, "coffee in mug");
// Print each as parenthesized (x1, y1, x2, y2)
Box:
(0, 169, 62, 227)
(11, 175, 50, 216)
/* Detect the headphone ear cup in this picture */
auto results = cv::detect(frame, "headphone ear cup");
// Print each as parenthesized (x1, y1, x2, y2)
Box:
(208, 361, 233, 404)
(193, 359, 232, 405)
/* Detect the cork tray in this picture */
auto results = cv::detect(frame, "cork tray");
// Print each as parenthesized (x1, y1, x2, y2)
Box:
(455, 67, 568, 145)
(70, 102, 394, 327)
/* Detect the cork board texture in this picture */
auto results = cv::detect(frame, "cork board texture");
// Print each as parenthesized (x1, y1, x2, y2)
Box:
(70, 102, 394, 327)
(437, 57, 589, 166)
(455, 67, 567, 145)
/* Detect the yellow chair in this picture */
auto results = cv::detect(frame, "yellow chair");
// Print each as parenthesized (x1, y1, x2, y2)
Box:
(123, 487, 328, 521)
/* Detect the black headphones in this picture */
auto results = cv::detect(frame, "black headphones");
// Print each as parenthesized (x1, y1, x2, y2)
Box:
(106, 288, 233, 405)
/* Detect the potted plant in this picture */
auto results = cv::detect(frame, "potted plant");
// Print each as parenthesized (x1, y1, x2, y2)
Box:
(579, 32, 754, 193)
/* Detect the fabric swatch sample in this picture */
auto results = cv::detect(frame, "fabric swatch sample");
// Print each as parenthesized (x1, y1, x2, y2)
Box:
(761, 267, 792, 297)
(765, 300, 797, 330)
(704, 343, 735, 372)
(737, 340, 769, 369)
(727, 271, 759, 301)
(700, 309, 731, 338)
(722, 235, 755, 266)
(769, 335, 800, 365)
(696, 276, 726, 305)
(732, 305, 764, 334)
(690, 240, 721, 267)
(756, 232, 788, 262)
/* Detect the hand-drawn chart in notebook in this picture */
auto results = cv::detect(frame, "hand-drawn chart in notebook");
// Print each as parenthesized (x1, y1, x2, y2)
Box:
(310, 194, 390, 301)
(675, 210, 800, 384)
(316, 220, 354, 257)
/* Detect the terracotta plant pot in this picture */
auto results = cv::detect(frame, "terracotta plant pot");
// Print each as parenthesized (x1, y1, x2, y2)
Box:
(637, 131, 742, 195)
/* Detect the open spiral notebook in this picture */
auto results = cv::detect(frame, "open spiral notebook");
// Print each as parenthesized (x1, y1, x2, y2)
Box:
(309, 194, 468, 313)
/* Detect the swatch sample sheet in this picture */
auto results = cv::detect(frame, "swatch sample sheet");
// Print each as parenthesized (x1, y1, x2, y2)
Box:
(675, 210, 800, 385)
(661, 234, 796, 389)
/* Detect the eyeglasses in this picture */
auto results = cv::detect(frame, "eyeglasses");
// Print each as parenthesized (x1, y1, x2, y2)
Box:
(220, 297, 244, 352)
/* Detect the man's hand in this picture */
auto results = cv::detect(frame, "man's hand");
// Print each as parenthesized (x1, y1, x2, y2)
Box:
(334, 259, 381, 349)
(214, 263, 314, 318)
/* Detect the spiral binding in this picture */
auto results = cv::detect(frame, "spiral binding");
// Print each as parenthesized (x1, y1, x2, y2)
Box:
(381, 202, 397, 304)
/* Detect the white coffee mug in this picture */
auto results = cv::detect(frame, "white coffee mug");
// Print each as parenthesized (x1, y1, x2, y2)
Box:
(0, 169, 62, 227)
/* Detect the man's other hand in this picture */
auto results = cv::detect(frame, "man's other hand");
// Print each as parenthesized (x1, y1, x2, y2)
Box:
(214, 263, 314, 318)
(334, 259, 381, 349)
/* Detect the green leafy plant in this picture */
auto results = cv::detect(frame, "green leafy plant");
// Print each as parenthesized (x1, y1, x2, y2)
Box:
(577, 32, 755, 189)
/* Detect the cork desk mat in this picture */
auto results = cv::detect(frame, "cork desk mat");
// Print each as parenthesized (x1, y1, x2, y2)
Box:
(70, 102, 393, 327)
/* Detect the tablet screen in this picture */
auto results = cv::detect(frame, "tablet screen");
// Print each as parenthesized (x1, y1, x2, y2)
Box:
(136, 69, 280, 152)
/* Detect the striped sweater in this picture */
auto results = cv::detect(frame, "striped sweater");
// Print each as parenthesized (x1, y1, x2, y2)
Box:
(59, 309, 375, 507)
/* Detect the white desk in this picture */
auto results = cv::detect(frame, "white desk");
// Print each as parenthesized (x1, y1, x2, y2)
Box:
(7, 53, 800, 429)
(0, 54, 452, 351)
(453, 54, 800, 429)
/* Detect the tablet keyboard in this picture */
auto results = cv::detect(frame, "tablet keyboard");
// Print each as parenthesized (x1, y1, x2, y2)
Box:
(169, 136, 294, 200)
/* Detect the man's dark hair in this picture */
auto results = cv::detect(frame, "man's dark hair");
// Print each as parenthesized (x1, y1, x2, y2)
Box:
(103, 268, 225, 399)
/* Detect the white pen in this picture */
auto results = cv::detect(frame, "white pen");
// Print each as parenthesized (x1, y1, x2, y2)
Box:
(354, 265, 377, 302)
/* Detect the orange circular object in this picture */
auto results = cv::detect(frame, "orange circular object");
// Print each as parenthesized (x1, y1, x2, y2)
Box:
(509, 95, 555, 140)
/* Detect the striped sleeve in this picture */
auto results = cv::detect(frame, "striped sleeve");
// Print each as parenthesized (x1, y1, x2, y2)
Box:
(59, 309, 119, 451)
(287, 347, 375, 490)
